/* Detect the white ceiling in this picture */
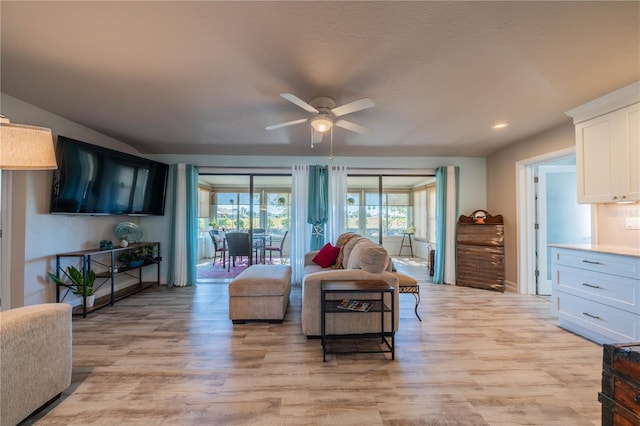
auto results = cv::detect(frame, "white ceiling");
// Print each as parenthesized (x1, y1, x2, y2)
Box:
(1, 1, 638, 158)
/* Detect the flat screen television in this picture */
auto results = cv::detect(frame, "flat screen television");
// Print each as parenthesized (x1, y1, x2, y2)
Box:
(50, 136, 169, 215)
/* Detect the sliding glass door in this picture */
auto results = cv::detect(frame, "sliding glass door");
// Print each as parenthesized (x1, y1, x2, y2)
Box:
(346, 173, 436, 279)
(197, 173, 291, 282)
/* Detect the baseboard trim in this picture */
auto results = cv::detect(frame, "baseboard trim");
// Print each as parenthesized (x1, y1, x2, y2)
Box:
(504, 280, 517, 293)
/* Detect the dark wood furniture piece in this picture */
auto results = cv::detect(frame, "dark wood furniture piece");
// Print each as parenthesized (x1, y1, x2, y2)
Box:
(321, 280, 395, 362)
(456, 210, 505, 292)
(599, 343, 640, 426)
(54, 242, 161, 317)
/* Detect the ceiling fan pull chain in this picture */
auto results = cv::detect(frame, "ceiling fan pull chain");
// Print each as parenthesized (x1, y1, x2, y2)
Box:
(329, 126, 334, 160)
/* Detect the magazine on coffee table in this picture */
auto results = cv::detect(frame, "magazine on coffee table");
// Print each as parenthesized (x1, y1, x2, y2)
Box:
(337, 299, 372, 312)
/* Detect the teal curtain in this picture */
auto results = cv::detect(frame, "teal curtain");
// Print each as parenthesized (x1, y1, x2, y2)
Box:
(433, 167, 447, 284)
(185, 164, 199, 285)
(307, 165, 329, 250)
(433, 166, 459, 284)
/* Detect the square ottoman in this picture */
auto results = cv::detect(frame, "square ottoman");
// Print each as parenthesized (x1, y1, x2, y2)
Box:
(229, 264, 292, 323)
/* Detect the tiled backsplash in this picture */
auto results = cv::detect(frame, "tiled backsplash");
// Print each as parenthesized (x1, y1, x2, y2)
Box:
(597, 204, 640, 248)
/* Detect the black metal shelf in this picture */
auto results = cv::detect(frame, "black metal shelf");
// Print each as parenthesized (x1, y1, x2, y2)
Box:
(53, 242, 161, 317)
(320, 280, 395, 362)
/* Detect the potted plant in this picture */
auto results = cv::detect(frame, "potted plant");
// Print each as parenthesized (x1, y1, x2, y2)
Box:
(118, 245, 154, 269)
(48, 266, 97, 307)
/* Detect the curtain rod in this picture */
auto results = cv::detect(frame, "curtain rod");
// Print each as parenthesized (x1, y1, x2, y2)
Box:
(347, 168, 436, 175)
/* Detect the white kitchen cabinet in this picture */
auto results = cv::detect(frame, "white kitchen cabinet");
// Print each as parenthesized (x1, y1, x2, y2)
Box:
(575, 103, 640, 203)
(551, 245, 640, 344)
(566, 81, 640, 204)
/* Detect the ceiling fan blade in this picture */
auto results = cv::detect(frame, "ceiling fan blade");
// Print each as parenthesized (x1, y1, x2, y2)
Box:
(334, 119, 372, 134)
(280, 93, 318, 113)
(265, 118, 308, 130)
(331, 98, 375, 117)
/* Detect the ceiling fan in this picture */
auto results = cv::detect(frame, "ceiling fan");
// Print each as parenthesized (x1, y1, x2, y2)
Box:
(265, 93, 375, 156)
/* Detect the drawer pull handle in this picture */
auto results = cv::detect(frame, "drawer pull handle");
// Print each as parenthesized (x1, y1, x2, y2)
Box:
(582, 283, 602, 289)
(582, 312, 601, 320)
(582, 260, 603, 265)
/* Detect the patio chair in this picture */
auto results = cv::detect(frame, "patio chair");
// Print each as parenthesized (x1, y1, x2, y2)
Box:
(225, 232, 253, 271)
(252, 228, 266, 263)
(209, 230, 227, 268)
(264, 230, 289, 264)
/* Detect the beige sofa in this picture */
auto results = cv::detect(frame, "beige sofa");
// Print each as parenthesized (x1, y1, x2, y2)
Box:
(301, 235, 399, 337)
(0, 303, 72, 426)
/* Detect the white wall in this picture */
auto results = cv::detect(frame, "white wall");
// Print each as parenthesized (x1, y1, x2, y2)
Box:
(487, 123, 577, 288)
(1, 93, 486, 308)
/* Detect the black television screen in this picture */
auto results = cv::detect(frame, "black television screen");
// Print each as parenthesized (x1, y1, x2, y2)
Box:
(50, 136, 169, 215)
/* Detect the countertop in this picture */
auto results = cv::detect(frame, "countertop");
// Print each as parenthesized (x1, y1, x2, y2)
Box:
(549, 244, 640, 258)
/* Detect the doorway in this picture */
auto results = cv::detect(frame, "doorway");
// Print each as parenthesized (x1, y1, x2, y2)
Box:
(517, 149, 594, 295)
(196, 173, 292, 283)
(535, 164, 592, 295)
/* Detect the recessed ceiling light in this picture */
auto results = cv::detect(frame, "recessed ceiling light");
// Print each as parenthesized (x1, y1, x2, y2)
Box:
(492, 122, 509, 129)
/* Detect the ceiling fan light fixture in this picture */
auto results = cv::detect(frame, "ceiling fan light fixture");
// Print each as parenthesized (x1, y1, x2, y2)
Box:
(310, 116, 333, 133)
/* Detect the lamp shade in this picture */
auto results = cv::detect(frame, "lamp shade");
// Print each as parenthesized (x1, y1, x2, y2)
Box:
(310, 116, 333, 133)
(0, 122, 57, 170)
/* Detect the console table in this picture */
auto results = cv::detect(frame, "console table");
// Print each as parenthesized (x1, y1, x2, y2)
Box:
(53, 242, 161, 317)
(321, 280, 395, 362)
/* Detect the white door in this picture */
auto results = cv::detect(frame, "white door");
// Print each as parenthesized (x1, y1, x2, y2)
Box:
(536, 165, 592, 295)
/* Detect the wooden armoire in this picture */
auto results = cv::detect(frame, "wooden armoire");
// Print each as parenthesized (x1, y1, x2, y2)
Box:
(456, 210, 505, 292)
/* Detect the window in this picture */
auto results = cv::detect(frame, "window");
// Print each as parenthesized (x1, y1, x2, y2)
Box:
(204, 185, 291, 237)
(364, 192, 381, 238)
(428, 185, 436, 242)
(383, 192, 410, 236)
(212, 192, 252, 231)
(345, 189, 411, 238)
(413, 184, 436, 242)
(413, 189, 426, 239)
(345, 193, 360, 234)
(197, 186, 211, 231)
(264, 192, 289, 237)
(346, 175, 435, 241)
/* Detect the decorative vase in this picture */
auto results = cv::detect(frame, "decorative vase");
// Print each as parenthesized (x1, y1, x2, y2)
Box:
(120, 239, 129, 248)
(127, 260, 144, 268)
(85, 294, 95, 308)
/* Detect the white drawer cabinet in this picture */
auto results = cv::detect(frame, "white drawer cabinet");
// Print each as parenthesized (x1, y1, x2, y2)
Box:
(551, 246, 640, 344)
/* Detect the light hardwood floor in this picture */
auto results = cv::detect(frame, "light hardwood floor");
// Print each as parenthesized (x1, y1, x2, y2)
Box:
(26, 282, 603, 425)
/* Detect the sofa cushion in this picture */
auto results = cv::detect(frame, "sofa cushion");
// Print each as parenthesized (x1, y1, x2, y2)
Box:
(304, 264, 325, 275)
(333, 232, 361, 269)
(342, 236, 367, 267)
(312, 242, 341, 268)
(345, 240, 390, 274)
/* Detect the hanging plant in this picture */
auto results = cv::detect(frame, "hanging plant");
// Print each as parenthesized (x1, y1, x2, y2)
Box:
(347, 196, 356, 205)
(277, 197, 286, 205)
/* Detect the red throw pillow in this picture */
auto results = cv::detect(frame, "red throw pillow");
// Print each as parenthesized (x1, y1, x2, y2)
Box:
(312, 243, 341, 268)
